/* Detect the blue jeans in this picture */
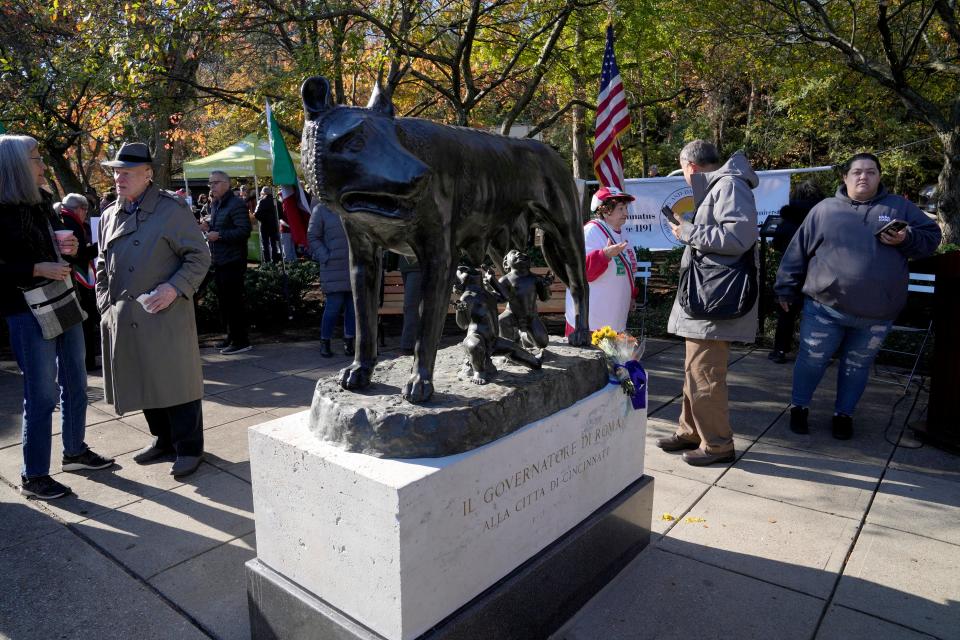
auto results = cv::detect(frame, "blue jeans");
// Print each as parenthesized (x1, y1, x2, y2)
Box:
(321, 291, 355, 340)
(280, 233, 297, 263)
(791, 298, 892, 416)
(6, 312, 88, 478)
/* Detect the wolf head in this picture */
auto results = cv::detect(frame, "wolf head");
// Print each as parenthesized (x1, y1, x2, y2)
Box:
(300, 76, 429, 222)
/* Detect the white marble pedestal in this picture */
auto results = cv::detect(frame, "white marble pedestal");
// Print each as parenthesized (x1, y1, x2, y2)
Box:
(246, 384, 653, 640)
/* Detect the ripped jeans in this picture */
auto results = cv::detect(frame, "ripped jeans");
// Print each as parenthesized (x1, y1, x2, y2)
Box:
(791, 298, 892, 416)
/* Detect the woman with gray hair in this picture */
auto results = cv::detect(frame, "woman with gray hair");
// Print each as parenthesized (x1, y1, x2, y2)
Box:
(60, 192, 101, 370)
(0, 134, 114, 500)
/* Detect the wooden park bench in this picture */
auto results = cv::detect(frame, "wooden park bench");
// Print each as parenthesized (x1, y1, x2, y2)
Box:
(378, 268, 569, 316)
(378, 261, 668, 318)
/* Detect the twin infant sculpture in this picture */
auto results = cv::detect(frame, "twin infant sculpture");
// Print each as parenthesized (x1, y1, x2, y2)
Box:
(300, 75, 592, 404)
(453, 250, 554, 385)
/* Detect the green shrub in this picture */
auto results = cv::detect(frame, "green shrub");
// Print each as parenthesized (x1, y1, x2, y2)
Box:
(196, 260, 322, 332)
(937, 242, 960, 254)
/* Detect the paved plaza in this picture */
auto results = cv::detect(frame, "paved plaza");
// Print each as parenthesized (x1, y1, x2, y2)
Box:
(0, 337, 956, 639)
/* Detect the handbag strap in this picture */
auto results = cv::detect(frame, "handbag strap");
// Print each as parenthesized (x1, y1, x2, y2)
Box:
(690, 242, 756, 264)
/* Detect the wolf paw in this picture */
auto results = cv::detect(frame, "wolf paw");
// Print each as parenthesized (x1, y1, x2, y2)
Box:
(338, 362, 372, 389)
(568, 327, 592, 347)
(402, 374, 434, 403)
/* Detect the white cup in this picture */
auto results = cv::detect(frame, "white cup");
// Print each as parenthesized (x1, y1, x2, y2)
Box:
(54, 229, 74, 243)
(137, 291, 157, 313)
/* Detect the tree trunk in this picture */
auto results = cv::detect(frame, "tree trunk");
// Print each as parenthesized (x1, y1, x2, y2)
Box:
(639, 107, 648, 176)
(570, 23, 591, 180)
(937, 129, 960, 245)
(47, 150, 82, 196)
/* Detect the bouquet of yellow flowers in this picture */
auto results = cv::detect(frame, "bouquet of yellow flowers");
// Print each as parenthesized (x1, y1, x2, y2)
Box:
(591, 326, 647, 409)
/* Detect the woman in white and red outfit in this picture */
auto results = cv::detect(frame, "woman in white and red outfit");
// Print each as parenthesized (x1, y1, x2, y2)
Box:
(565, 186, 638, 334)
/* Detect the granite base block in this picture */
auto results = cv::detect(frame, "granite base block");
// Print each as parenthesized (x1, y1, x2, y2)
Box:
(248, 384, 645, 639)
(247, 475, 654, 640)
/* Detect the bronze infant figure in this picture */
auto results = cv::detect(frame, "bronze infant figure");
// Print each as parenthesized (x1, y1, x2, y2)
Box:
(300, 76, 590, 403)
(497, 249, 554, 351)
(453, 265, 540, 385)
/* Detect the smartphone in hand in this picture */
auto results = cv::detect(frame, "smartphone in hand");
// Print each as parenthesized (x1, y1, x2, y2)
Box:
(875, 219, 908, 237)
(661, 205, 680, 226)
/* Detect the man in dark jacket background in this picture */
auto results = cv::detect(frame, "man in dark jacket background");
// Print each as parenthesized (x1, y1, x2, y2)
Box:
(774, 152, 942, 439)
(768, 180, 825, 363)
(202, 170, 252, 354)
(254, 186, 281, 264)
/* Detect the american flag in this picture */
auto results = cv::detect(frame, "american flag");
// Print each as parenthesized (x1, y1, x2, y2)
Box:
(593, 25, 630, 190)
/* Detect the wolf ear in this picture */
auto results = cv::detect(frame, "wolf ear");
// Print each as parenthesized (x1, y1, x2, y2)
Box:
(366, 81, 395, 117)
(301, 76, 333, 121)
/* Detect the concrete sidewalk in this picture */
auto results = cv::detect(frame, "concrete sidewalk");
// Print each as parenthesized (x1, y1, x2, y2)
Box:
(0, 338, 956, 639)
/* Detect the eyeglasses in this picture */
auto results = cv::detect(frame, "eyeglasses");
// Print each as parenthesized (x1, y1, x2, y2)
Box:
(208, 180, 226, 185)
(29, 156, 44, 162)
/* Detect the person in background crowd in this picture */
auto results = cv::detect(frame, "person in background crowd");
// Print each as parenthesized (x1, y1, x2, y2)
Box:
(194, 192, 209, 221)
(0, 134, 114, 500)
(84, 186, 100, 216)
(99, 186, 117, 213)
(775, 152, 941, 439)
(659, 140, 759, 466)
(768, 180, 825, 363)
(565, 186, 638, 334)
(254, 186, 281, 264)
(279, 208, 297, 262)
(648, 164, 660, 177)
(175, 188, 193, 209)
(308, 203, 355, 358)
(59, 193, 101, 371)
(97, 142, 210, 478)
(240, 184, 256, 218)
(201, 170, 252, 354)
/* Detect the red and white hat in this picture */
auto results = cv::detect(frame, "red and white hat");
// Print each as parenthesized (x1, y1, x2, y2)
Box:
(590, 186, 635, 212)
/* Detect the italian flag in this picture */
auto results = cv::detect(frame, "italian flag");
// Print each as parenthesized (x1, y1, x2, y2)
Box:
(267, 101, 310, 247)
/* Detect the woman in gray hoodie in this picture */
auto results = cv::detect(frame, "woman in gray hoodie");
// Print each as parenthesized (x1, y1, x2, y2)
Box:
(774, 153, 941, 439)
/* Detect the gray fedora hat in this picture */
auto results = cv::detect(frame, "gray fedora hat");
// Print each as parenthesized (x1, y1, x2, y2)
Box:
(101, 142, 153, 168)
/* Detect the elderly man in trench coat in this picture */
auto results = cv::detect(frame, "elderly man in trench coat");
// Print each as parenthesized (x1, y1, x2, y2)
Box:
(97, 142, 211, 478)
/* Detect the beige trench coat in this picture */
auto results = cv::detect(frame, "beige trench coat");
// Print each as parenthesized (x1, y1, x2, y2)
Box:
(96, 183, 211, 414)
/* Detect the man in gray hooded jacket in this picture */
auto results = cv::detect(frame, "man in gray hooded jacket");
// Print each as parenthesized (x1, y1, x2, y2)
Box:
(658, 140, 759, 466)
(774, 152, 941, 439)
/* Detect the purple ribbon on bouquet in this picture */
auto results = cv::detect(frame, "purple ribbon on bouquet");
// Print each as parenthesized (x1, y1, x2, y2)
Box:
(623, 361, 647, 409)
(608, 361, 647, 410)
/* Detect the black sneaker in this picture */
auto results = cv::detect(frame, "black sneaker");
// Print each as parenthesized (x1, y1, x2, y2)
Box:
(789, 406, 809, 434)
(21, 475, 71, 500)
(214, 339, 231, 350)
(62, 448, 115, 471)
(832, 414, 853, 440)
(220, 343, 252, 355)
(768, 350, 787, 364)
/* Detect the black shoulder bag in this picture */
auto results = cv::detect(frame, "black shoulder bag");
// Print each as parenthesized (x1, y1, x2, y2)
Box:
(678, 244, 758, 320)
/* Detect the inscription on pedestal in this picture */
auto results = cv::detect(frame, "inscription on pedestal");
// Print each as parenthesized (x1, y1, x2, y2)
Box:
(460, 414, 629, 533)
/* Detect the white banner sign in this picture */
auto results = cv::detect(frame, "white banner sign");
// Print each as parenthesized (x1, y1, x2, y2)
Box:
(618, 172, 792, 251)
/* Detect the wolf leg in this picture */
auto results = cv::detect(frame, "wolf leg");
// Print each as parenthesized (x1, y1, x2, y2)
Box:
(338, 228, 380, 390)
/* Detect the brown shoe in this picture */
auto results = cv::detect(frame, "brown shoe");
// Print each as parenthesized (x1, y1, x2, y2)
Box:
(656, 435, 700, 452)
(682, 449, 736, 466)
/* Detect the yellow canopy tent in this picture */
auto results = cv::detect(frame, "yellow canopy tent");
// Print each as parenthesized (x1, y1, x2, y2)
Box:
(181, 133, 300, 183)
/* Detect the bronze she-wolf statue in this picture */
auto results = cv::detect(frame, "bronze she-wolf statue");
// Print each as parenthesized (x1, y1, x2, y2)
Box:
(300, 76, 590, 403)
